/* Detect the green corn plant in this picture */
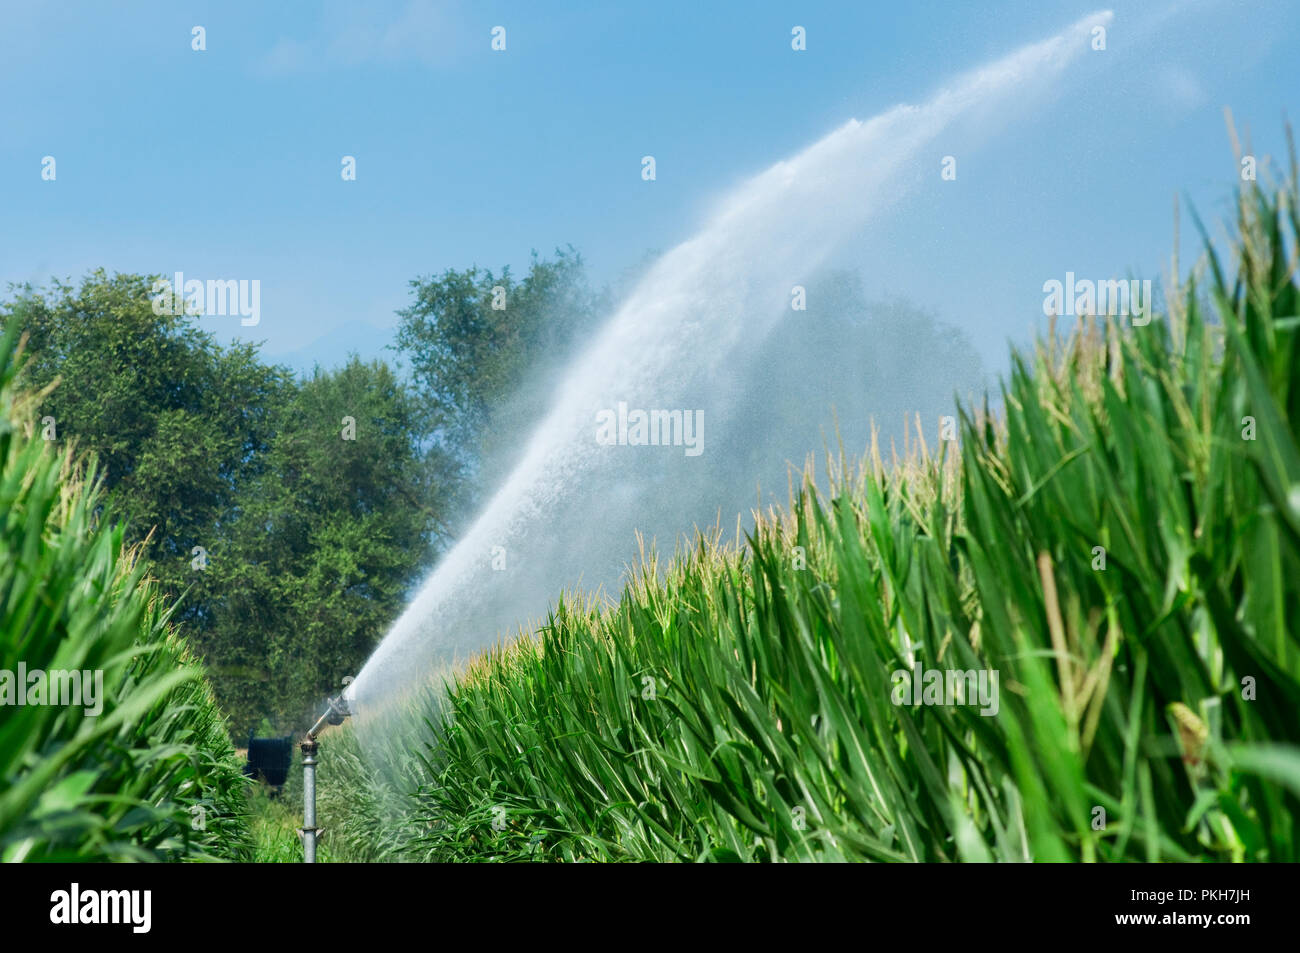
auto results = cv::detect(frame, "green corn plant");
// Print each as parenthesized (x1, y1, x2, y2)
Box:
(0, 323, 253, 861)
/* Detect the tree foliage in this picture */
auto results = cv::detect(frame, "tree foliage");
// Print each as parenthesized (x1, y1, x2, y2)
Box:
(1, 273, 439, 731)
(393, 246, 606, 492)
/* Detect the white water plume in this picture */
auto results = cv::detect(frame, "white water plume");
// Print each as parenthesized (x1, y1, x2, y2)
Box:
(349, 11, 1114, 719)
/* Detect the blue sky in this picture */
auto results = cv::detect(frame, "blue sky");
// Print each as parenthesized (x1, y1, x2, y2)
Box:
(2, 0, 1296, 374)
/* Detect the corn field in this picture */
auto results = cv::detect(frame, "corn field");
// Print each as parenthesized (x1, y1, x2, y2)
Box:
(329, 169, 1300, 863)
(4, 160, 1298, 866)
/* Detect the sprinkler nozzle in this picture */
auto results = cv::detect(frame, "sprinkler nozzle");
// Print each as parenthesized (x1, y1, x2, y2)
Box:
(306, 676, 355, 739)
(325, 693, 349, 726)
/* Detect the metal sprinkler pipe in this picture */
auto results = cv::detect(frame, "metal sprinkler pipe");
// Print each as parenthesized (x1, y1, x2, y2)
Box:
(300, 677, 353, 863)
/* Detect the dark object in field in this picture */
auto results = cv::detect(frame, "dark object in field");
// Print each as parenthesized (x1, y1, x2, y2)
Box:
(244, 732, 294, 790)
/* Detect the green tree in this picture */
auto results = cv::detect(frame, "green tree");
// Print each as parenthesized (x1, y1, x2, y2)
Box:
(1, 273, 442, 731)
(200, 357, 441, 727)
(394, 246, 606, 494)
(1, 270, 287, 605)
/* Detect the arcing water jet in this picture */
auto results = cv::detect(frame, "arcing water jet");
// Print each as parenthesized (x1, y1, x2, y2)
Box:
(349, 11, 1115, 727)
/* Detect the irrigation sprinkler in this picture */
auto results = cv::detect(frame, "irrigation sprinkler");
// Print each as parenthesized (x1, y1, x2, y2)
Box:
(299, 677, 353, 863)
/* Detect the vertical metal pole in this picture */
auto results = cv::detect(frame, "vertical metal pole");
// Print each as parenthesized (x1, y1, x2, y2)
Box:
(301, 738, 318, 863)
